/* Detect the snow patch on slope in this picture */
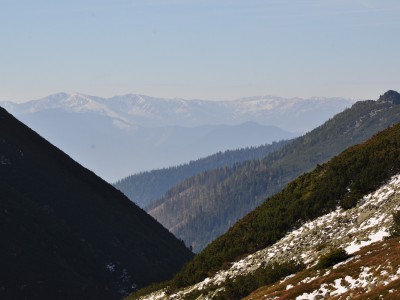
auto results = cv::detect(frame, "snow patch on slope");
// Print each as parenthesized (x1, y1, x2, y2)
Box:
(140, 174, 400, 299)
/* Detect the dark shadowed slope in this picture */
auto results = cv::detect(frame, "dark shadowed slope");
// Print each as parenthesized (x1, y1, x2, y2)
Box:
(0, 107, 193, 300)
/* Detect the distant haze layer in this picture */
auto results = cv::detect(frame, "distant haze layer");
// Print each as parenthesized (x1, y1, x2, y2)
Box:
(0, 93, 354, 181)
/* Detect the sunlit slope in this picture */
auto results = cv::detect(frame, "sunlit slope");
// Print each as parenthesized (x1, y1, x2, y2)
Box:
(166, 93, 400, 290)
(148, 90, 400, 252)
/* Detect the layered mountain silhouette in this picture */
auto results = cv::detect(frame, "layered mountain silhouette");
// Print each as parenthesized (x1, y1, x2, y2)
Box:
(144, 90, 400, 252)
(131, 90, 400, 299)
(0, 93, 353, 181)
(114, 140, 289, 209)
(0, 107, 193, 300)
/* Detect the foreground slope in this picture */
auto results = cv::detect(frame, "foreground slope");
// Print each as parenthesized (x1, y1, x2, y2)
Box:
(147, 90, 400, 252)
(136, 172, 400, 299)
(133, 109, 400, 298)
(0, 107, 193, 300)
(245, 237, 400, 299)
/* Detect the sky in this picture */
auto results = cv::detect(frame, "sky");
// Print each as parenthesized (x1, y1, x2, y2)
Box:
(1, 0, 400, 103)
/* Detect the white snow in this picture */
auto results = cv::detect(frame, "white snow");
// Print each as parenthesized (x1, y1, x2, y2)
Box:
(345, 229, 390, 254)
(105, 263, 116, 272)
(295, 283, 330, 299)
(4, 92, 354, 130)
(286, 284, 294, 290)
(140, 174, 400, 299)
(330, 278, 348, 296)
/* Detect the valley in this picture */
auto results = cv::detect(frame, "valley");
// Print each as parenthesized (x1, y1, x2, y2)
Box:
(134, 91, 400, 252)
(2, 91, 400, 300)
(2, 1, 399, 299)
(132, 99, 400, 299)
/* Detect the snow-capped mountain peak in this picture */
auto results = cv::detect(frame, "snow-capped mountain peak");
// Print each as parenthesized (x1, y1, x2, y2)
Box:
(1, 92, 355, 132)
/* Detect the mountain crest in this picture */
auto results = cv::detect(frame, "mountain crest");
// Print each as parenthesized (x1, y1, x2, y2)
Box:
(378, 90, 400, 104)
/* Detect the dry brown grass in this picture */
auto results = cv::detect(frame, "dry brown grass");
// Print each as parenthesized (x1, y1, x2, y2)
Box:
(243, 237, 400, 300)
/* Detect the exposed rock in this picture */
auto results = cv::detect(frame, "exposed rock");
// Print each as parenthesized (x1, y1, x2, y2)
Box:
(378, 90, 400, 104)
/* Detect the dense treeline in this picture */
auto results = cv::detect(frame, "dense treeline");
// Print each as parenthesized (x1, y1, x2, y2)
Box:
(161, 260, 304, 300)
(114, 140, 289, 208)
(148, 91, 400, 252)
(170, 118, 400, 288)
(212, 260, 305, 300)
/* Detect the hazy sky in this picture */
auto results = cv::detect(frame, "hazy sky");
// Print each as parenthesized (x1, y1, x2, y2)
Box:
(1, 0, 399, 102)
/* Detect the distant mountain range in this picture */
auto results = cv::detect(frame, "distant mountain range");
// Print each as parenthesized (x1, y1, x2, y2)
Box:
(133, 90, 400, 300)
(0, 93, 353, 181)
(0, 106, 193, 300)
(144, 90, 400, 252)
(0, 92, 355, 130)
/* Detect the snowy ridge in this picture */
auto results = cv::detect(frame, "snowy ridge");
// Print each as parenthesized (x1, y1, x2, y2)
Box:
(1, 92, 354, 131)
(140, 174, 400, 299)
(23, 93, 132, 123)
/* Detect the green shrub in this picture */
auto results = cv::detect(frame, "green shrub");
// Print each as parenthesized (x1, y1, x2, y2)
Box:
(315, 248, 350, 269)
(390, 210, 400, 237)
(315, 242, 328, 251)
(340, 190, 362, 210)
(127, 281, 170, 299)
(213, 260, 305, 300)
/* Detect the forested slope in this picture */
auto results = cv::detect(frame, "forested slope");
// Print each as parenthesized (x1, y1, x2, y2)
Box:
(148, 90, 400, 252)
(114, 140, 289, 208)
(168, 96, 400, 290)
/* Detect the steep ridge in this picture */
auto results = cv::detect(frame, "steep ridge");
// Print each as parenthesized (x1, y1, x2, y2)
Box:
(147, 90, 400, 252)
(133, 107, 400, 300)
(0, 107, 193, 300)
(114, 140, 289, 208)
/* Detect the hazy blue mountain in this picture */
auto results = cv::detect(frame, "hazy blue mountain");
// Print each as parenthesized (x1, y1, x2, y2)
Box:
(1, 92, 354, 130)
(13, 109, 296, 182)
(0, 92, 353, 181)
(114, 140, 289, 208)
